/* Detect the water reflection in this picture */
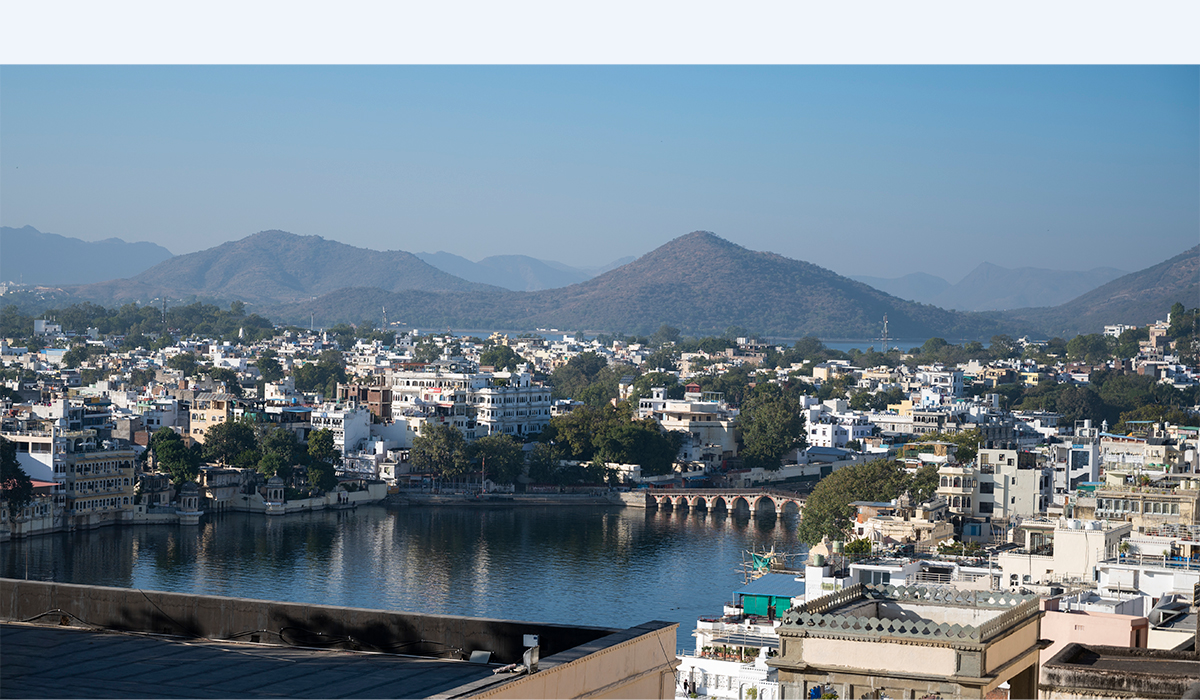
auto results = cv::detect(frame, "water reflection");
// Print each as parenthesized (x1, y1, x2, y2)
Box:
(0, 505, 803, 648)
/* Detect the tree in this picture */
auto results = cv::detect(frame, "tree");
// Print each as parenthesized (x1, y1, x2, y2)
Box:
(738, 384, 806, 470)
(307, 428, 342, 467)
(207, 366, 243, 398)
(797, 459, 912, 545)
(167, 352, 199, 376)
(526, 442, 561, 484)
(150, 428, 200, 486)
(257, 452, 283, 478)
(844, 538, 872, 555)
(914, 428, 983, 465)
(256, 350, 284, 383)
(203, 420, 258, 466)
(470, 434, 525, 484)
(259, 427, 299, 465)
(307, 461, 338, 492)
(595, 421, 682, 476)
(1, 437, 33, 515)
(410, 424, 470, 479)
(480, 345, 524, 371)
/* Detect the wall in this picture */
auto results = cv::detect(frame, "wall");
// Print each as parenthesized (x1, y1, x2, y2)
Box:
(0, 579, 616, 665)
(1040, 610, 1147, 665)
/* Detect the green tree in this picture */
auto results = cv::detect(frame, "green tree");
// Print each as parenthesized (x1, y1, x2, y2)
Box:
(470, 434, 525, 484)
(259, 427, 299, 466)
(914, 428, 983, 465)
(203, 420, 258, 466)
(526, 442, 561, 484)
(738, 384, 806, 471)
(306, 461, 338, 492)
(797, 459, 911, 545)
(207, 366, 243, 398)
(307, 428, 342, 467)
(1, 437, 34, 515)
(595, 421, 683, 476)
(150, 428, 200, 486)
(256, 349, 284, 383)
(167, 352, 199, 376)
(410, 424, 470, 479)
(257, 452, 283, 478)
(844, 538, 872, 555)
(480, 345, 524, 371)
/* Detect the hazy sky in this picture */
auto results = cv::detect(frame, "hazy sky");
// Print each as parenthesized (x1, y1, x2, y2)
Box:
(1, 65, 1196, 280)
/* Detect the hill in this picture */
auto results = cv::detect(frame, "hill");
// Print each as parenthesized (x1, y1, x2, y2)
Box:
(1000, 245, 1200, 336)
(70, 230, 499, 306)
(1, 225, 173, 285)
(415, 252, 591, 291)
(851, 272, 951, 306)
(266, 231, 1013, 338)
(853, 264, 1127, 311)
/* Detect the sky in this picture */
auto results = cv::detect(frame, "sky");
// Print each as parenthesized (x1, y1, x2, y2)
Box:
(1, 65, 1197, 281)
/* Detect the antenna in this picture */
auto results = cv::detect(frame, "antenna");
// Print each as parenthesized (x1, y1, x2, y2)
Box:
(161, 297, 167, 326)
(881, 314, 889, 353)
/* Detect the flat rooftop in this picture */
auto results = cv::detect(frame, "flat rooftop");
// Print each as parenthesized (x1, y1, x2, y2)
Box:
(1, 622, 504, 699)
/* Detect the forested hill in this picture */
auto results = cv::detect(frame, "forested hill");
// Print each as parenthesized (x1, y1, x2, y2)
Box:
(265, 231, 1013, 338)
(1, 226, 173, 285)
(69, 230, 501, 306)
(999, 244, 1200, 336)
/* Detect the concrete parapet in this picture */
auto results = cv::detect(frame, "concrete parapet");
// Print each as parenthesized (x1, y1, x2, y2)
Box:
(0, 578, 614, 665)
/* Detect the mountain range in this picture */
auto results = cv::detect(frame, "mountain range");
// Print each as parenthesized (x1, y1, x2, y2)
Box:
(853, 263, 1128, 311)
(261, 232, 1009, 338)
(66, 230, 499, 306)
(34, 227, 1200, 339)
(1, 225, 174, 285)
(1000, 244, 1200, 337)
(413, 252, 632, 292)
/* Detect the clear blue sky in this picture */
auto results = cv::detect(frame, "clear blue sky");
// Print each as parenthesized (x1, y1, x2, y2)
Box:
(1, 65, 1196, 280)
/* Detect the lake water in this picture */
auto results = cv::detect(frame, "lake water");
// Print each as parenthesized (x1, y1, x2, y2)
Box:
(0, 505, 804, 650)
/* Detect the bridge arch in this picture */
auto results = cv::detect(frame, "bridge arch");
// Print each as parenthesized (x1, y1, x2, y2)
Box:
(689, 495, 709, 511)
(778, 499, 801, 517)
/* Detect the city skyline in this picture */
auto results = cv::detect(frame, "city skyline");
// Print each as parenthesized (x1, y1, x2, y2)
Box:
(2, 65, 1196, 280)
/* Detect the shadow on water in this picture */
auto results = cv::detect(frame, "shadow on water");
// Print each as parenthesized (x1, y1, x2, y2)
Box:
(0, 505, 804, 649)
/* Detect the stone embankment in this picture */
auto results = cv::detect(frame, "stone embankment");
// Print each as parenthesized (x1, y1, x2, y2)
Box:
(385, 491, 628, 508)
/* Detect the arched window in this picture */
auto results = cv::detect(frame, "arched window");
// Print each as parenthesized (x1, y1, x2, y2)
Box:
(952, 496, 960, 507)
(954, 477, 961, 488)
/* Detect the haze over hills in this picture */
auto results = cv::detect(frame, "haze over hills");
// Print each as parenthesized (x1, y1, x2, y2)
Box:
(999, 244, 1200, 337)
(853, 264, 1128, 311)
(415, 252, 592, 291)
(69, 230, 502, 306)
(265, 231, 1012, 338)
(1, 225, 174, 285)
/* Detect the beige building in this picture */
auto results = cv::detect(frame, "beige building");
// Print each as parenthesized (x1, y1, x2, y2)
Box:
(770, 583, 1044, 699)
(188, 392, 236, 443)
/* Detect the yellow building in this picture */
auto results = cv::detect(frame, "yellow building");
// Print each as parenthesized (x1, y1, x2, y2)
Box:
(189, 392, 236, 443)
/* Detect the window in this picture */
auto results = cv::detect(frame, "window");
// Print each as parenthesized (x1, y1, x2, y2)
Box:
(980, 482, 994, 494)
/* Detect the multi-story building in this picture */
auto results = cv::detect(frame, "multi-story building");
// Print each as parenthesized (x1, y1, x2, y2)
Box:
(639, 386, 738, 467)
(382, 367, 551, 440)
(309, 404, 372, 456)
(188, 392, 236, 443)
(937, 445, 1052, 542)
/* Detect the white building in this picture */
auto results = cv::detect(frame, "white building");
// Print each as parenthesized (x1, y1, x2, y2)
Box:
(309, 404, 372, 456)
(639, 386, 738, 467)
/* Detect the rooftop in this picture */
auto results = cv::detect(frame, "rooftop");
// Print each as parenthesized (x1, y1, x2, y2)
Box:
(1, 623, 498, 699)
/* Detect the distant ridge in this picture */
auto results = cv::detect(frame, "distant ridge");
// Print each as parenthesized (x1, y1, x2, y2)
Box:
(853, 264, 1128, 311)
(1, 225, 173, 285)
(70, 230, 500, 306)
(415, 252, 591, 291)
(266, 231, 1010, 338)
(1000, 244, 1200, 336)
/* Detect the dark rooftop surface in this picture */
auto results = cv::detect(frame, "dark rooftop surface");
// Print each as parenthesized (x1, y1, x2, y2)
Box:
(1, 623, 504, 699)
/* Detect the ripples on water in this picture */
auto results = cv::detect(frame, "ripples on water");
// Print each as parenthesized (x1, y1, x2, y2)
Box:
(0, 505, 805, 649)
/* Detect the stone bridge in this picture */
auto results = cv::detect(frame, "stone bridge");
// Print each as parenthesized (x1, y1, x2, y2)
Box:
(646, 488, 805, 518)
